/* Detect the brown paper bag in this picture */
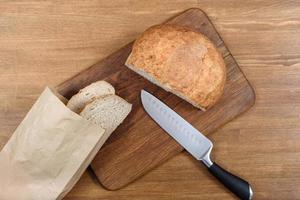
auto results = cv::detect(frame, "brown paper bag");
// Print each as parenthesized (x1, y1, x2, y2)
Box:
(0, 87, 106, 200)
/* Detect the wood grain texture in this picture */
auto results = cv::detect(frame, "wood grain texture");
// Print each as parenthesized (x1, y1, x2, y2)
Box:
(57, 8, 255, 190)
(1, 0, 300, 199)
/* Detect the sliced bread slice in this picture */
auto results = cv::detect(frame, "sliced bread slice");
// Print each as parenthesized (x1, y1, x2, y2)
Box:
(80, 95, 132, 140)
(67, 81, 115, 113)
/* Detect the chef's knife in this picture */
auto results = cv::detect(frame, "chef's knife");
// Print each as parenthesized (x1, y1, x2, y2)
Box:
(141, 90, 253, 200)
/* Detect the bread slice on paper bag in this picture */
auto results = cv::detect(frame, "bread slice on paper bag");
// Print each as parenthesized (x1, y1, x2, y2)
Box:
(0, 87, 112, 200)
(67, 80, 116, 113)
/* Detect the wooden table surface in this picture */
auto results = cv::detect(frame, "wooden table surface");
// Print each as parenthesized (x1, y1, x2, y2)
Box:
(0, 1, 299, 199)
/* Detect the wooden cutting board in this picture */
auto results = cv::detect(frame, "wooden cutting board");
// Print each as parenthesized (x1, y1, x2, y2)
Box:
(56, 8, 255, 190)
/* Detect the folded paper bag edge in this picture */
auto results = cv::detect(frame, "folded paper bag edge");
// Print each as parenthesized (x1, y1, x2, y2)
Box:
(0, 87, 105, 200)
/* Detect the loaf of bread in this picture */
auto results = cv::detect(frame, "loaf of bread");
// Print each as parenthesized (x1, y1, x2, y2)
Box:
(67, 81, 115, 113)
(125, 24, 226, 110)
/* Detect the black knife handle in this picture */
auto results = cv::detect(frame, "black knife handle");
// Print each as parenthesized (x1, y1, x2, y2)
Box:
(208, 162, 253, 200)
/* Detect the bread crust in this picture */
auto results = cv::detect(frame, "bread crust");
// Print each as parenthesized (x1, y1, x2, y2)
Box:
(125, 24, 226, 109)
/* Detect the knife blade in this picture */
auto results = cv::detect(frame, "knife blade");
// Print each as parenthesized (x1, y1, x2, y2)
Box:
(141, 90, 253, 200)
